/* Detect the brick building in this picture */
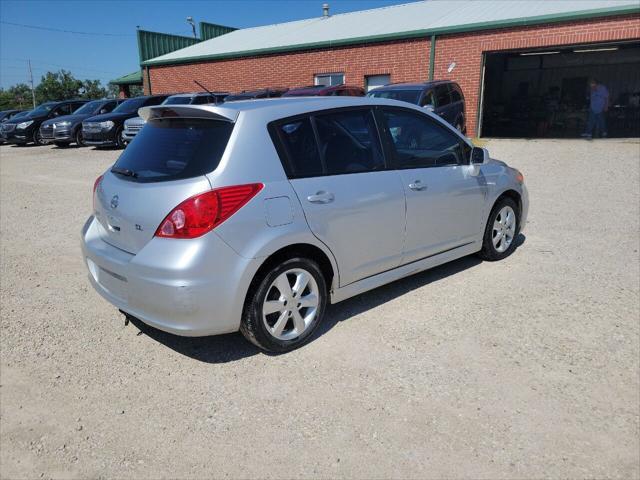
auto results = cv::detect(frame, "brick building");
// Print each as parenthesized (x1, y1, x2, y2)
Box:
(141, 0, 640, 137)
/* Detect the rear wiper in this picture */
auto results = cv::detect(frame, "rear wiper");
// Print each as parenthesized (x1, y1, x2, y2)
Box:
(111, 167, 138, 178)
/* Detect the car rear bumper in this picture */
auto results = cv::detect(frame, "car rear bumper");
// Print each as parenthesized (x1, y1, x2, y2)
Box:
(81, 215, 260, 336)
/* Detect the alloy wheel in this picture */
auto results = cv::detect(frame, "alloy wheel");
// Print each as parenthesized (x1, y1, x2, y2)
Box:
(262, 268, 320, 341)
(492, 205, 516, 253)
(34, 130, 45, 146)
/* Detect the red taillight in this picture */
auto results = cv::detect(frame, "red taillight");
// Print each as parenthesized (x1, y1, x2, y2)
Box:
(93, 174, 103, 210)
(155, 183, 263, 239)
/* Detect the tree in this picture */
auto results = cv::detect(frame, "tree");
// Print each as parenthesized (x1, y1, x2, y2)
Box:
(35, 70, 83, 102)
(81, 79, 108, 99)
(0, 83, 34, 110)
(1, 70, 113, 110)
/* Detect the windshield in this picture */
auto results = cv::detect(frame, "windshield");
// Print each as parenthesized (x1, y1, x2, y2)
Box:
(73, 101, 102, 115)
(113, 97, 147, 114)
(111, 118, 234, 183)
(30, 103, 55, 116)
(368, 89, 421, 105)
(163, 96, 193, 105)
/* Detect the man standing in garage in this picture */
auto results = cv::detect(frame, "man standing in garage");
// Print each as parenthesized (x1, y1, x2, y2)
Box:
(582, 78, 609, 139)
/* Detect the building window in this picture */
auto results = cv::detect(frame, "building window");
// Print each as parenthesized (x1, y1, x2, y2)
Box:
(365, 74, 390, 92)
(315, 73, 344, 86)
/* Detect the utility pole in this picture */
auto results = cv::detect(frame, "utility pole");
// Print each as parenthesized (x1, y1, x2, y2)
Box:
(28, 59, 36, 108)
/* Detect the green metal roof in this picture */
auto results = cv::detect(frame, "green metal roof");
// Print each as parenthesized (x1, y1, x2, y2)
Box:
(143, 0, 640, 67)
(137, 29, 199, 64)
(110, 70, 143, 85)
(200, 22, 237, 41)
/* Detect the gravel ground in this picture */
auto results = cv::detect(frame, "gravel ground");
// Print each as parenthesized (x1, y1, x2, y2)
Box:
(1, 139, 638, 479)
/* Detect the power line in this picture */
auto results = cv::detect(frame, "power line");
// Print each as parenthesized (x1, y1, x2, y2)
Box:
(1, 59, 124, 75)
(1, 21, 197, 38)
(0, 20, 135, 37)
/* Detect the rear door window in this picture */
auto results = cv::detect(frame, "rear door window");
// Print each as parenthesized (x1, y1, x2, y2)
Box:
(314, 109, 384, 174)
(53, 104, 73, 116)
(102, 101, 118, 113)
(450, 85, 462, 103)
(273, 118, 323, 178)
(110, 118, 234, 183)
(420, 90, 436, 107)
(435, 85, 451, 107)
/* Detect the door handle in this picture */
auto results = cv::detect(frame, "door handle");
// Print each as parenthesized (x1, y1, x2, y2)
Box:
(408, 181, 427, 191)
(307, 191, 335, 204)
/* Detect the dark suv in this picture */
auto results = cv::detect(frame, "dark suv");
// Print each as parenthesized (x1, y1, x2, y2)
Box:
(1, 99, 88, 145)
(82, 95, 169, 148)
(282, 84, 365, 97)
(368, 81, 466, 133)
(39, 99, 123, 147)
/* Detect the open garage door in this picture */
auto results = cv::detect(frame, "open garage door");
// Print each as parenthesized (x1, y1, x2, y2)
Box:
(480, 41, 640, 138)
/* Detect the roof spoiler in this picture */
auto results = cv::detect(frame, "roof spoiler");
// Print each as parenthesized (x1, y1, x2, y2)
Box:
(138, 105, 238, 123)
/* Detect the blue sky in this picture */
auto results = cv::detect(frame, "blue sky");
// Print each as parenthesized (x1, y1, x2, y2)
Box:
(0, 0, 410, 89)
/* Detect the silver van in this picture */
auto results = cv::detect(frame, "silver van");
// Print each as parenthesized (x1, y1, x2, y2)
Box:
(82, 97, 528, 352)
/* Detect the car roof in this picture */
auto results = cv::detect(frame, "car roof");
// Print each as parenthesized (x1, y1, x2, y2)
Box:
(167, 92, 212, 98)
(143, 96, 432, 124)
(372, 80, 456, 91)
(284, 84, 363, 95)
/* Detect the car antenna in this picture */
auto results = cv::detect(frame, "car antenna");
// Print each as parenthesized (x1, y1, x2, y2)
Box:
(194, 80, 213, 95)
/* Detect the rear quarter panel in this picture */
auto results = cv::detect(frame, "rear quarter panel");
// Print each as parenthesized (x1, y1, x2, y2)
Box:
(207, 111, 341, 288)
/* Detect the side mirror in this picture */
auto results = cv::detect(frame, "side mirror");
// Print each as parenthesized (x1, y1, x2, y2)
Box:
(424, 104, 435, 112)
(100, 109, 108, 114)
(471, 146, 489, 165)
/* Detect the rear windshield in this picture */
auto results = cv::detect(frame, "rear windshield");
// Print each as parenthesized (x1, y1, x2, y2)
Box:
(368, 89, 421, 105)
(113, 97, 147, 114)
(111, 118, 234, 183)
(163, 96, 194, 105)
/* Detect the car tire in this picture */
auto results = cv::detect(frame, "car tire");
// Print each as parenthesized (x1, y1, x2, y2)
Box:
(54, 141, 70, 148)
(478, 196, 519, 261)
(240, 257, 327, 353)
(33, 129, 47, 146)
(75, 128, 85, 147)
(115, 126, 125, 149)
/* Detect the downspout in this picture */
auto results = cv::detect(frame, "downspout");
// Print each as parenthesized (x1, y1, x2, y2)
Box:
(145, 66, 152, 95)
(429, 34, 436, 81)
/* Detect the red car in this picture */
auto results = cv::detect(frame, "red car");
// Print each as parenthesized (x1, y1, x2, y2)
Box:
(282, 84, 365, 97)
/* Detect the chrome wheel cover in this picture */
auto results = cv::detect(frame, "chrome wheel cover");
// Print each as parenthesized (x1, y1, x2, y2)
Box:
(262, 268, 320, 341)
(492, 206, 516, 253)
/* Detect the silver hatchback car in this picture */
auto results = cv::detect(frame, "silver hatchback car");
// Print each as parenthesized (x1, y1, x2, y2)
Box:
(82, 97, 528, 352)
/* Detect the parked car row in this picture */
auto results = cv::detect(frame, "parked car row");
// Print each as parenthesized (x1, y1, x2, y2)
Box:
(0, 80, 466, 150)
(1, 99, 88, 146)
